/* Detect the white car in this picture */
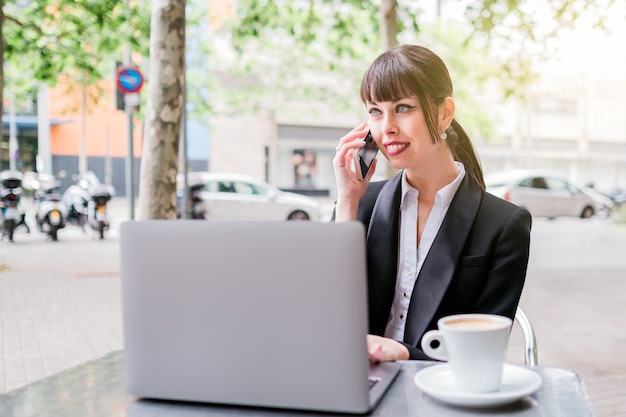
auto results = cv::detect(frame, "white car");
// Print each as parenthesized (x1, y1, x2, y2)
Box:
(485, 169, 611, 219)
(177, 172, 321, 221)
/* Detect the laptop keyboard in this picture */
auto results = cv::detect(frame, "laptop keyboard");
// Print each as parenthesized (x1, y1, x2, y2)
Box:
(368, 376, 382, 390)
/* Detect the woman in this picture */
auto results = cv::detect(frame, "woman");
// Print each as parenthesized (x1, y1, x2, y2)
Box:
(333, 44, 531, 361)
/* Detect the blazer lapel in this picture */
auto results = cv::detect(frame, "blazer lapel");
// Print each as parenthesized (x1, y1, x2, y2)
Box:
(367, 175, 401, 246)
(364, 175, 402, 334)
(403, 176, 483, 345)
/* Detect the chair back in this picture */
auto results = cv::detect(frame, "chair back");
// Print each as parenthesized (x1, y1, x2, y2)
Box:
(515, 307, 538, 366)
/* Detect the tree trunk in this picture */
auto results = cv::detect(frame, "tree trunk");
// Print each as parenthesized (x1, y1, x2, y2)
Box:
(379, 0, 398, 50)
(379, 0, 399, 179)
(137, 0, 186, 220)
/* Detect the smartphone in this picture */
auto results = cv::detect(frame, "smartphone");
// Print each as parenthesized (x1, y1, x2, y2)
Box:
(353, 131, 379, 180)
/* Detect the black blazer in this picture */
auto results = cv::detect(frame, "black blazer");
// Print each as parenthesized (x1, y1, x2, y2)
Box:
(355, 173, 532, 360)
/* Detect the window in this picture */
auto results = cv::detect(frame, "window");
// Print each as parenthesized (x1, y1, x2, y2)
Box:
(233, 182, 255, 195)
(292, 150, 317, 187)
(530, 177, 548, 190)
(204, 181, 235, 193)
(204, 181, 218, 192)
(544, 177, 574, 193)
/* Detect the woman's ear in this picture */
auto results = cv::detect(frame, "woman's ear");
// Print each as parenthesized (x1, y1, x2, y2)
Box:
(439, 97, 455, 130)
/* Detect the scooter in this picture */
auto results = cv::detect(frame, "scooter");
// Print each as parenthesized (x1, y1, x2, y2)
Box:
(87, 184, 114, 239)
(177, 182, 206, 219)
(188, 183, 206, 219)
(62, 180, 90, 231)
(1, 170, 29, 242)
(34, 183, 66, 241)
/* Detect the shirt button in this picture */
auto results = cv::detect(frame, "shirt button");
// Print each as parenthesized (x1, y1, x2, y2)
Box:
(400, 314, 404, 319)
(403, 292, 408, 298)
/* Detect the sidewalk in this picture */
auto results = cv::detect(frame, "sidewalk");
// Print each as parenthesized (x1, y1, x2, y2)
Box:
(0, 222, 123, 393)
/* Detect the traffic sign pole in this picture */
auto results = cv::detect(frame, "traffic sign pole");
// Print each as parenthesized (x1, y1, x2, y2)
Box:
(116, 65, 144, 220)
(126, 98, 135, 219)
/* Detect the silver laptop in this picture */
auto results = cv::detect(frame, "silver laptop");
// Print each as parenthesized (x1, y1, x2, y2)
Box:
(120, 220, 401, 414)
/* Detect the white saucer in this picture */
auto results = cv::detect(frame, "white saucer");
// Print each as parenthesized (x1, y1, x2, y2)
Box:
(414, 364, 542, 408)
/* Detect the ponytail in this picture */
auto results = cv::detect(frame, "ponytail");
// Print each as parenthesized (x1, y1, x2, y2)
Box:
(446, 119, 485, 190)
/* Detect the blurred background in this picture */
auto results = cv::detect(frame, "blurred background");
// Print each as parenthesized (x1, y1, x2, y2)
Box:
(1, 0, 624, 206)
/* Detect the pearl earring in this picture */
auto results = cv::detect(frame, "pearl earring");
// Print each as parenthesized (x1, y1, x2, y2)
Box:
(440, 131, 447, 140)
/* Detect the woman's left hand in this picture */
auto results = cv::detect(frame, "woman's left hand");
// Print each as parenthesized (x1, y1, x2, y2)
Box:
(367, 334, 410, 362)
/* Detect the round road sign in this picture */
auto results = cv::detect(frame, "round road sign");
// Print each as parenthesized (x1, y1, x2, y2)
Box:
(116, 66, 144, 94)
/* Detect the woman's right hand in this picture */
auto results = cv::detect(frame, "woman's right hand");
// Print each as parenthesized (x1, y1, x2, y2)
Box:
(333, 121, 378, 222)
(367, 334, 409, 362)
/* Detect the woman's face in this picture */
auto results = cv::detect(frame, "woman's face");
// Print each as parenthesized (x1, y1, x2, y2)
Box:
(366, 96, 443, 172)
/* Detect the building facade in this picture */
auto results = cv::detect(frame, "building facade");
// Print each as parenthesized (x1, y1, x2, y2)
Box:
(1, 81, 210, 196)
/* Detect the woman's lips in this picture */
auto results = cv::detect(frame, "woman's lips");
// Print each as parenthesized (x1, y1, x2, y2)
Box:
(384, 142, 408, 157)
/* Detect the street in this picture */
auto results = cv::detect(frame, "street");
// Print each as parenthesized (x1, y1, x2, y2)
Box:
(509, 216, 626, 417)
(1, 202, 625, 416)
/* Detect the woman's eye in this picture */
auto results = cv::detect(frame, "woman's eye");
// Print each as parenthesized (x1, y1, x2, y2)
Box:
(397, 104, 411, 113)
(369, 108, 382, 116)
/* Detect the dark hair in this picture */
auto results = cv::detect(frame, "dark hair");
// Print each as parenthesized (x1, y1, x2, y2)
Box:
(360, 44, 485, 190)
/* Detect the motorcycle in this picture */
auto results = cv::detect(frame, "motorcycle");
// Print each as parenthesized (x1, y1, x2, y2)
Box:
(87, 184, 114, 239)
(1, 170, 30, 242)
(34, 183, 66, 241)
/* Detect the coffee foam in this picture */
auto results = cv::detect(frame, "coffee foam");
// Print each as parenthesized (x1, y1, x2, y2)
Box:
(445, 318, 506, 330)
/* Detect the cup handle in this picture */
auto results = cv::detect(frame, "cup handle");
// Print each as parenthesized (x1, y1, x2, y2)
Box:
(421, 330, 448, 361)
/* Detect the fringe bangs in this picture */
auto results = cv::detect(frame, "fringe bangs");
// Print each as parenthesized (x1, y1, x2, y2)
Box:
(360, 55, 421, 104)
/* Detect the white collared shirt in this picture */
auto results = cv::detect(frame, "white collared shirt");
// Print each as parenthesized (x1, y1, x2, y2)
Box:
(384, 162, 466, 341)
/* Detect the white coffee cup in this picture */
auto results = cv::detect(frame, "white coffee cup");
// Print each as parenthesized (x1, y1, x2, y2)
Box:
(420, 313, 513, 393)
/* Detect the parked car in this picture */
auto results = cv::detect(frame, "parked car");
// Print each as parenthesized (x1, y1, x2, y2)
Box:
(582, 186, 615, 216)
(176, 172, 321, 221)
(485, 169, 611, 219)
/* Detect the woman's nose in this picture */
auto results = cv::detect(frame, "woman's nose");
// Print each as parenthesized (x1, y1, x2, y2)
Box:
(381, 113, 398, 136)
